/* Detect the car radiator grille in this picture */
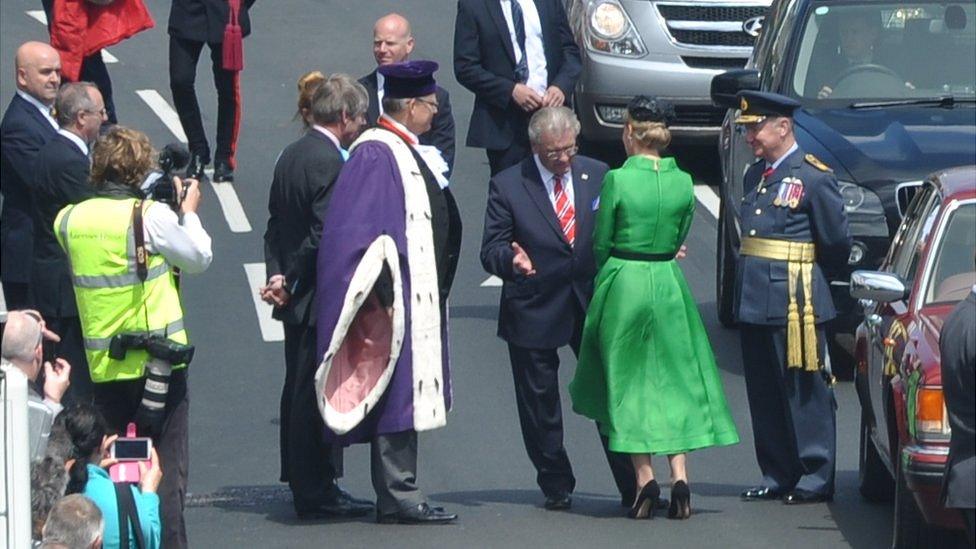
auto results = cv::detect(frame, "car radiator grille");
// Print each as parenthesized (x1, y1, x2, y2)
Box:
(657, 5, 767, 22)
(681, 56, 749, 69)
(672, 105, 726, 126)
(656, 3, 767, 48)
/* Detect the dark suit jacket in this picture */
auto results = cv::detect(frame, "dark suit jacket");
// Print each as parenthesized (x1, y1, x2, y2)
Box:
(1, 94, 59, 284)
(31, 133, 93, 317)
(733, 147, 852, 325)
(263, 130, 343, 326)
(940, 291, 975, 509)
(481, 154, 607, 348)
(359, 71, 456, 177)
(168, 0, 256, 44)
(454, 0, 582, 150)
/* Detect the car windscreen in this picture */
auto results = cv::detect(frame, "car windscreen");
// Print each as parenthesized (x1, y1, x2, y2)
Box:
(925, 201, 976, 305)
(789, 3, 976, 102)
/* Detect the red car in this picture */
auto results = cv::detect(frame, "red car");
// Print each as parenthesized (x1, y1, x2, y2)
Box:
(851, 166, 975, 548)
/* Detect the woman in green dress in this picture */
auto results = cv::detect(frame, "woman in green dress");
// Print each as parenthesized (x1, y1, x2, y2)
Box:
(569, 96, 739, 520)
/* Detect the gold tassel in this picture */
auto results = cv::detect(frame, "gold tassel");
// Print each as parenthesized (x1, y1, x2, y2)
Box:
(786, 261, 802, 369)
(801, 262, 819, 372)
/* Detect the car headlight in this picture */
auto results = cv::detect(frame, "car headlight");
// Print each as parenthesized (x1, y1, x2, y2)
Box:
(586, 0, 645, 57)
(838, 181, 889, 238)
(914, 385, 950, 442)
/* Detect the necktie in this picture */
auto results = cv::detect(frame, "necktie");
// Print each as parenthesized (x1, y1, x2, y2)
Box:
(762, 166, 774, 181)
(510, 0, 529, 83)
(553, 175, 575, 246)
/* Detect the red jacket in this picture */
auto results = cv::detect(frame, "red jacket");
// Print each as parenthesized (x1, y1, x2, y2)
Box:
(50, 0, 155, 81)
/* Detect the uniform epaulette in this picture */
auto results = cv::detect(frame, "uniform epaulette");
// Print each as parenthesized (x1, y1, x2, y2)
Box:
(804, 153, 832, 172)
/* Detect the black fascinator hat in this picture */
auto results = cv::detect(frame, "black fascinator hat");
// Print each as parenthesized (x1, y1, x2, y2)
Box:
(626, 95, 674, 124)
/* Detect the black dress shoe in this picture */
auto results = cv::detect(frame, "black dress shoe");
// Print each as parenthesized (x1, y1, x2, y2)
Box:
(741, 486, 784, 501)
(295, 495, 374, 519)
(186, 153, 208, 181)
(213, 161, 234, 183)
(782, 489, 832, 505)
(544, 493, 572, 511)
(337, 486, 374, 507)
(377, 503, 457, 524)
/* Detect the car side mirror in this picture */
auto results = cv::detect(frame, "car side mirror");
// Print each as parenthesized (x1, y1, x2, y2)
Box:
(711, 69, 760, 109)
(850, 270, 908, 303)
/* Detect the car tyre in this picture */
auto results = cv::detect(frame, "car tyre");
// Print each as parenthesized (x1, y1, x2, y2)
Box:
(858, 413, 893, 502)
(892, 457, 961, 548)
(716, 200, 737, 328)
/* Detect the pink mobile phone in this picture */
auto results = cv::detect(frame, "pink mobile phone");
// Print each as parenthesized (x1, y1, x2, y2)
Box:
(108, 423, 151, 483)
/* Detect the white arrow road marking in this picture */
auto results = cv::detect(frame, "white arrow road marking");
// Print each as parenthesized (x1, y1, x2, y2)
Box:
(694, 184, 721, 219)
(26, 11, 117, 63)
(243, 263, 284, 342)
(136, 89, 188, 143)
(204, 169, 252, 233)
(481, 275, 502, 287)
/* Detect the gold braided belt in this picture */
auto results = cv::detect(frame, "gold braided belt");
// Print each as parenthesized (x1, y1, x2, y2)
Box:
(740, 237, 820, 372)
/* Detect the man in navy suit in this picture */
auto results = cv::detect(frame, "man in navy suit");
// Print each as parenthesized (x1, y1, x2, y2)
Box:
(1, 42, 61, 310)
(454, 0, 581, 176)
(481, 106, 632, 510)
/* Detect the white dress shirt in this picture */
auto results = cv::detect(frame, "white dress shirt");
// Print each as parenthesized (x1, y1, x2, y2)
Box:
(143, 204, 213, 274)
(57, 128, 88, 156)
(500, 0, 549, 96)
(534, 155, 575, 210)
(768, 141, 799, 171)
(17, 89, 58, 130)
(376, 72, 386, 115)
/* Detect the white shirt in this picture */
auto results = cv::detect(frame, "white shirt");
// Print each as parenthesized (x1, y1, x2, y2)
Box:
(500, 0, 549, 96)
(57, 128, 88, 156)
(534, 155, 575, 210)
(376, 72, 386, 115)
(768, 141, 799, 171)
(143, 204, 213, 274)
(17, 89, 58, 130)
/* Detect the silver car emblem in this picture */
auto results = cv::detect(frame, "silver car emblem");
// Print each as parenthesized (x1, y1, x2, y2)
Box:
(742, 16, 765, 37)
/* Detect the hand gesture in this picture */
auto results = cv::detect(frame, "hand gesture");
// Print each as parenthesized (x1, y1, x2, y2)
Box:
(138, 447, 163, 494)
(676, 245, 688, 260)
(543, 86, 566, 107)
(816, 85, 833, 100)
(511, 242, 536, 276)
(175, 176, 202, 215)
(512, 83, 543, 112)
(259, 274, 290, 307)
(42, 358, 71, 404)
(99, 434, 119, 469)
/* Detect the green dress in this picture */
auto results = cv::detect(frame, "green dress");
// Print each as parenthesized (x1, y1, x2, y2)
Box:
(569, 155, 739, 454)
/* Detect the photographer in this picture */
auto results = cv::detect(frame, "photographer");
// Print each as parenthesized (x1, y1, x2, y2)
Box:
(54, 125, 211, 549)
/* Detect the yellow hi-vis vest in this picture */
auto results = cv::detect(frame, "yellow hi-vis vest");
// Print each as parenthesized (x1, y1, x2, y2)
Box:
(55, 197, 188, 383)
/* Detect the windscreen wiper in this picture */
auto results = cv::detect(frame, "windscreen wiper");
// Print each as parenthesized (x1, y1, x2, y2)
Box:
(849, 96, 976, 109)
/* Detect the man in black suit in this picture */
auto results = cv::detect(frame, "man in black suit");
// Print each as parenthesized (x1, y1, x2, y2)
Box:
(1, 42, 61, 310)
(261, 73, 373, 520)
(481, 106, 632, 510)
(454, 0, 581, 176)
(940, 283, 975, 544)
(31, 82, 106, 405)
(168, 0, 256, 182)
(360, 13, 455, 178)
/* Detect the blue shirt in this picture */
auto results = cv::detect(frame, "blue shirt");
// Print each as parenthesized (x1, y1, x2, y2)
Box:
(83, 464, 162, 549)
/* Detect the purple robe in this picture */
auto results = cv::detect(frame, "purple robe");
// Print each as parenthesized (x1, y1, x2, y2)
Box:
(314, 134, 452, 445)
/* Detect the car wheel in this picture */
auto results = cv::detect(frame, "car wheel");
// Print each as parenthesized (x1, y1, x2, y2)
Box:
(892, 457, 961, 548)
(716, 201, 737, 328)
(857, 413, 893, 502)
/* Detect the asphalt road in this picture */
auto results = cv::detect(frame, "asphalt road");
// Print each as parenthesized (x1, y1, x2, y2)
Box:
(2, 1, 895, 547)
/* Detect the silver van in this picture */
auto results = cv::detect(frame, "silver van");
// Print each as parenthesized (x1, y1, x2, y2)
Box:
(567, 0, 771, 143)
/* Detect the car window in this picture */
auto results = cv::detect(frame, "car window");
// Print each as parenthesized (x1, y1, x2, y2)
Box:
(790, 2, 976, 101)
(889, 184, 940, 283)
(763, 0, 804, 89)
(752, 0, 791, 73)
(925, 202, 976, 304)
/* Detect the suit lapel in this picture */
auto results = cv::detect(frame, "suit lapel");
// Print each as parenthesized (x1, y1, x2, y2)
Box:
(486, 0, 518, 66)
(571, 158, 591, 245)
(15, 94, 56, 137)
(521, 158, 568, 246)
(362, 71, 381, 126)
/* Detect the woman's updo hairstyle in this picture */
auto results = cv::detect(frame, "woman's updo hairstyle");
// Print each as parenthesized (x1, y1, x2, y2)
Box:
(56, 404, 109, 496)
(296, 70, 326, 127)
(625, 95, 675, 150)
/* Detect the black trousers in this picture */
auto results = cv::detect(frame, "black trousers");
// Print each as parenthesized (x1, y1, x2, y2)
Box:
(94, 369, 189, 549)
(486, 138, 531, 177)
(46, 315, 92, 406)
(281, 321, 342, 509)
(506, 307, 633, 499)
(370, 430, 426, 514)
(168, 36, 241, 168)
(1, 281, 31, 310)
(740, 324, 836, 495)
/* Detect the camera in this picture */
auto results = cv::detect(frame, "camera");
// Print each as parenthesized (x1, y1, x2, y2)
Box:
(146, 142, 201, 209)
(108, 333, 195, 365)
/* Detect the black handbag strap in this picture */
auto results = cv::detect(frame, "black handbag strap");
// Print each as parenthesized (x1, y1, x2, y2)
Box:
(113, 482, 147, 549)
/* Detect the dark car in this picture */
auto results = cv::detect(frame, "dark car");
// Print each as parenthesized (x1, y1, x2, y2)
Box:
(709, 0, 976, 356)
(850, 166, 975, 548)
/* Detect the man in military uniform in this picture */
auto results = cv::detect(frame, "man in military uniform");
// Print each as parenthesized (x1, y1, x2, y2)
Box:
(733, 91, 851, 505)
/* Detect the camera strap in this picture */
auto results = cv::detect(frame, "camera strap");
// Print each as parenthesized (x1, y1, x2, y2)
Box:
(131, 200, 149, 283)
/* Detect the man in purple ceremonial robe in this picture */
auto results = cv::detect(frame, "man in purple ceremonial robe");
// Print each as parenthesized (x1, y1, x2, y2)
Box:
(314, 60, 461, 525)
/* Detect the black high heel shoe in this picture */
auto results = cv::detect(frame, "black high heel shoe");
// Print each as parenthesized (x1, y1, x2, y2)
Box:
(668, 480, 691, 519)
(629, 480, 661, 519)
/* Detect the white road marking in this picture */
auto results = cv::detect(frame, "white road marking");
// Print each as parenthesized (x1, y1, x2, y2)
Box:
(243, 263, 283, 342)
(26, 11, 117, 63)
(481, 275, 502, 287)
(205, 169, 253, 233)
(136, 89, 188, 143)
(694, 184, 721, 219)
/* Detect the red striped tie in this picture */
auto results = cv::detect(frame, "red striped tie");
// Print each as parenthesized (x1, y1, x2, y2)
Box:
(553, 175, 575, 246)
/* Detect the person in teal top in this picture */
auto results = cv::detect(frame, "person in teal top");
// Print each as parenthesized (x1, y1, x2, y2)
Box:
(569, 96, 739, 520)
(57, 404, 163, 548)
